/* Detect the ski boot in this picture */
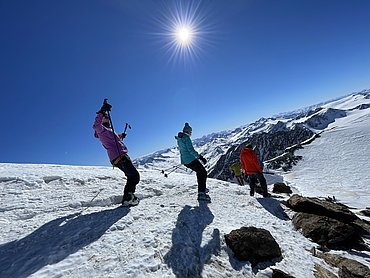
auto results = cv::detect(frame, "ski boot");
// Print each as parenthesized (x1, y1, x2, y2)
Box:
(122, 192, 140, 207)
(197, 192, 211, 203)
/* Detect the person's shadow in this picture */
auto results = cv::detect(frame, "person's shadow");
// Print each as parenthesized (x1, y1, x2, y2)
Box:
(257, 198, 290, 221)
(164, 202, 220, 278)
(0, 207, 130, 278)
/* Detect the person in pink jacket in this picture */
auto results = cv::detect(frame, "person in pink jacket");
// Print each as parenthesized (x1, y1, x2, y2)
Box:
(93, 102, 140, 206)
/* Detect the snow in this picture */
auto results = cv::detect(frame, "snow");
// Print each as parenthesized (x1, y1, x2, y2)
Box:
(1, 92, 370, 277)
(322, 91, 370, 110)
(283, 108, 370, 209)
(1, 161, 369, 277)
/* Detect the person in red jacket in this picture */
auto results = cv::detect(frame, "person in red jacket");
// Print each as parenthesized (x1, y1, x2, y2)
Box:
(240, 144, 269, 197)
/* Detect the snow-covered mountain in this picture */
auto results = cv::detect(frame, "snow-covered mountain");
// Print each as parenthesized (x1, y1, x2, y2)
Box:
(135, 89, 370, 181)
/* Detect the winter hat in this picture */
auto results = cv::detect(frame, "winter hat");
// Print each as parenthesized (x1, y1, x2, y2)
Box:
(183, 122, 192, 134)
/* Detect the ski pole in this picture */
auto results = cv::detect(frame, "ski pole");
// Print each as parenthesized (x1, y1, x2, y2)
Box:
(162, 164, 181, 173)
(165, 164, 182, 177)
(104, 99, 121, 156)
(162, 164, 182, 177)
(123, 123, 131, 135)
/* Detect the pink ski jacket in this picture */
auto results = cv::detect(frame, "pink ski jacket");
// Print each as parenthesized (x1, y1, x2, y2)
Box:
(93, 113, 128, 162)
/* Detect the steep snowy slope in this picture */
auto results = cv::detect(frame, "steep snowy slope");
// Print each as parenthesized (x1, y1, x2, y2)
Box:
(283, 105, 370, 209)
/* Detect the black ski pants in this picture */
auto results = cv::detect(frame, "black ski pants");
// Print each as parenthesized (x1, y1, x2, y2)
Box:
(115, 154, 140, 196)
(184, 159, 207, 192)
(246, 173, 268, 196)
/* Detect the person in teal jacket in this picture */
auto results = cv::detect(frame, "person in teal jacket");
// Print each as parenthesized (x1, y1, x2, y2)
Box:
(175, 123, 210, 202)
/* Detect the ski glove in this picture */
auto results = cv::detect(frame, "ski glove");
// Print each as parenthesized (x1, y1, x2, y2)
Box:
(100, 102, 112, 112)
(199, 155, 207, 165)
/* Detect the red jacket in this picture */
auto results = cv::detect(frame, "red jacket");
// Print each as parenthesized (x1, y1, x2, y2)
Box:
(240, 147, 262, 175)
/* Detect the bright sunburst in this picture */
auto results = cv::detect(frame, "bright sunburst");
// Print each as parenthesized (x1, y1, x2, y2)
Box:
(151, 1, 215, 65)
(176, 26, 193, 46)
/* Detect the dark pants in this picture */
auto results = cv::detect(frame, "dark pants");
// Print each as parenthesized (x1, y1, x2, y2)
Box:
(236, 175, 244, 186)
(115, 154, 140, 196)
(245, 173, 268, 196)
(184, 159, 207, 192)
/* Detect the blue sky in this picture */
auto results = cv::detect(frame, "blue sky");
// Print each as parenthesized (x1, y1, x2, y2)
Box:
(1, 0, 370, 166)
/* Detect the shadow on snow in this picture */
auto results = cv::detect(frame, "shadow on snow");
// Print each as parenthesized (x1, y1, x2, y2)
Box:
(164, 202, 220, 278)
(257, 197, 290, 221)
(0, 207, 130, 278)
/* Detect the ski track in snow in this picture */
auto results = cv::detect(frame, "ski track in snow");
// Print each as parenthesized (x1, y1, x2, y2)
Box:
(0, 164, 348, 278)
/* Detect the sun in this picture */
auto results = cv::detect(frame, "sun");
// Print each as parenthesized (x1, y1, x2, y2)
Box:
(176, 26, 193, 46)
(151, 1, 215, 65)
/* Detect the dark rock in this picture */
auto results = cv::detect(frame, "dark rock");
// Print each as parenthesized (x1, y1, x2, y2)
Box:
(292, 212, 366, 250)
(313, 264, 337, 278)
(316, 252, 370, 278)
(287, 195, 370, 238)
(360, 209, 370, 217)
(352, 218, 370, 235)
(272, 268, 296, 278)
(224, 226, 282, 266)
(353, 103, 370, 110)
(273, 182, 292, 194)
(305, 108, 346, 129)
(209, 126, 314, 180)
(266, 152, 303, 172)
(325, 196, 337, 203)
(287, 195, 358, 223)
(340, 264, 370, 278)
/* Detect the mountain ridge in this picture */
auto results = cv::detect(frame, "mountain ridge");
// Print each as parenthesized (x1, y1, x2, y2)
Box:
(135, 89, 370, 180)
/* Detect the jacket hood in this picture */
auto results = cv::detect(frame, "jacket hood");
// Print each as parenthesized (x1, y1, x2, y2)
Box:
(175, 132, 188, 140)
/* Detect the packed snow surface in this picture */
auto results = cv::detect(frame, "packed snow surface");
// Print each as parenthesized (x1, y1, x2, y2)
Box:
(0, 163, 369, 278)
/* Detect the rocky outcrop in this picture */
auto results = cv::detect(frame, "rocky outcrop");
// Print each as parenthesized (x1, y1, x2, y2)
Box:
(272, 268, 296, 278)
(209, 126, 314, 180)
(305, 108, 346, 129)
(265, 132, 322, 171)
(313, 250, 370, 278)
(292, 212, 365, 250)
(286, 195, 358, 223)
(273, 182, 292, 194)
(314, 264, 337, 278)
(224, 227, 282, 266)
(287, 195, 370, 250)
(361, 209, 370, 217)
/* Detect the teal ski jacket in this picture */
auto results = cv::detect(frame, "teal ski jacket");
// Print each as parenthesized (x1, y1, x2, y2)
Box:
(175, 132, 199, 165)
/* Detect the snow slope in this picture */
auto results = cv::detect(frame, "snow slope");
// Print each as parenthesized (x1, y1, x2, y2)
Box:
(0, 163, 357, 278)
(283, 107, 370, 209)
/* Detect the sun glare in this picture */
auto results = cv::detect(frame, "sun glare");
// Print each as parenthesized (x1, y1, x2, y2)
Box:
(176, 26, 193, 46)
(151, 1, 215, 65)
